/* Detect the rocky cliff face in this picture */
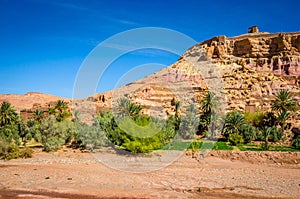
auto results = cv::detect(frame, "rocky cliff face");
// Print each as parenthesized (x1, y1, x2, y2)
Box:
(76, 30, 300, 125)
(181, 31, 300, 122)
(185, 32, 300, 77)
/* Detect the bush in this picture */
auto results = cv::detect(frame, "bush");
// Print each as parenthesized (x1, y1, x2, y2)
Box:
(0, 140, 20, 160)
(244, 111, 264, 128)
(92, 101, 179, 153)
(20, 147, 33, 158)
(261, 112, 277, 128)
(222, 110, 246, 139)
(122, 134, 162, 153)
(268, 127, 283, 142)
(258, 126, 283, 142)
(94, 111, 124, 146)
(39, 117, 76, 152)
(223, 110, 257, 144)
(292, 129, 300, 149)
(0, 124, 20, 145)
(228, 133, 244, 146)
(240, 124, 258, 143)
(77, 124, 107, 151)
(42, 136, 65, 152)
(292, 136, 300, 149)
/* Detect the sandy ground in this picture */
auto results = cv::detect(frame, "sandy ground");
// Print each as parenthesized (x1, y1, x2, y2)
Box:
(0, 148, 299, 199)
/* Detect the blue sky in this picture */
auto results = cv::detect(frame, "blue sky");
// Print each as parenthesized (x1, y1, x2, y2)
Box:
(0, 0, 299, 98)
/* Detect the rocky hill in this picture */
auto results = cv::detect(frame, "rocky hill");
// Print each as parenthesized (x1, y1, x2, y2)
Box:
(0, 92, 71, 121)
(75, 27, 300, 126)
(2, 27, 300, 126)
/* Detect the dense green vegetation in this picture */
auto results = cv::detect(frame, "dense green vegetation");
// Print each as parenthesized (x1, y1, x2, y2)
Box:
(198, 90, 298, 150)
(0, 89, 299, 159)
(95, 98, 179, 153)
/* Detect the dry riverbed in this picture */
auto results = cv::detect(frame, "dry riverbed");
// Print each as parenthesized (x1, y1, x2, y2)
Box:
(0, 148, 299, 199)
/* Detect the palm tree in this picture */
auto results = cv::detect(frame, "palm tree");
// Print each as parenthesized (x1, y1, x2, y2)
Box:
(32, 109, 44, 123)
(47, 107, 56, 116)
(55, 100, 68, 113)
(174, 101, 181, 131)
(72, 110, 81, 123)
(222, 110, 247, 139)
(54, 100, 70, 121)
(180, 104, 198, 139)
(200, 91, 216, 114)
(199, 91, 218, 136)
(174, 101, 181, 118)
(271, 90, 297, 130)
(261, 126, 272, 150)
(0, 102, 18, 126)
(277, 110, 290, 130)
(271, 90, 297, 113)
(117, 98, 141, 120)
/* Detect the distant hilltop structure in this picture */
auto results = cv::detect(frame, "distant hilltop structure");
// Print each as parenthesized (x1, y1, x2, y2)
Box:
(248, 26, 259, 33)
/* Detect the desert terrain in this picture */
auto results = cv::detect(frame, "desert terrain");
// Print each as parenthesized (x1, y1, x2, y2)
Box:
(0, 149, 299, 199)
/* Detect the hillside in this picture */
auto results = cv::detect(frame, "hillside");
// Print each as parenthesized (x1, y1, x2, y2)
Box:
(75, 28, 300, 126)
(0, 92, 70, 111)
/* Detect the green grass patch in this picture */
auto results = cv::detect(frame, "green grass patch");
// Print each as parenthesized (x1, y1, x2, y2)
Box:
(162, 141, 233, 151)
(213, 142, 234, 150)
(237, 143, 300, 152)
(160, 141, 299, 152)
(162, 141, 192, 151)
(188, 141, 233, 151)
(269, 145, 300, 152)
(237, 144, 262, 151)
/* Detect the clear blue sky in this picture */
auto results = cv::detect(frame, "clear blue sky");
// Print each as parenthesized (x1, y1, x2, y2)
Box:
(1, 0, 299, 98)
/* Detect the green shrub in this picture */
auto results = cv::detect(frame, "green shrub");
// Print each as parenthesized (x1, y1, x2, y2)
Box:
(258, 126, 283, 142)
(20, 147, 33, 158)
(244, 111, 264, 127)
(122, 134, 162, 153)
(42, 136, 65, 152)
(92, 101, 179, 153)
(0, 124, 20, 145)
(268, 127, 283, 142)
(122, 140, 147, 153)
(40, 117, 76, 152)
(0, 140, 20, 160)
(292, 133, 300, 149)
(222, 110, 246, 139)
(77, 124, 107, 151)
(228, 133, 244, 146)
(240, 124, 258, 143)
(190, 141, 202, 152)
